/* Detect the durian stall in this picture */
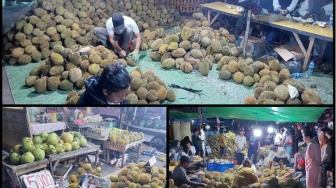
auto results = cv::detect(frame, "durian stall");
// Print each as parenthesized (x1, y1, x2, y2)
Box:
(2, 0, 333, 104)
(2, 107, 99, 187)
(168, 107, 329, 188)
(125, 107, 167, 152)
(2, 107, 165, 188)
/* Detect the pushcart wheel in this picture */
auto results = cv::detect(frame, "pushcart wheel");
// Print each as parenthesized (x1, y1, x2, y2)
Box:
(149, 136, 166, 152)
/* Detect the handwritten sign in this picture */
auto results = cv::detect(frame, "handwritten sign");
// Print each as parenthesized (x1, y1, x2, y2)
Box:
(80, 174, 111, 188)
(104, 141, 125, 152)
(20, 170, 55, 188)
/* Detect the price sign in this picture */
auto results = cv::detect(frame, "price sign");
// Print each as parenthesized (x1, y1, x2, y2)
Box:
(104, 141, 125, 152)
(81, 174, 111, 188)
(21, 170, 55, 188)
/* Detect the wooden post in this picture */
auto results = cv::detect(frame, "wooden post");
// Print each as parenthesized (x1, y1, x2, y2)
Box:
(243, 10, 252, 58)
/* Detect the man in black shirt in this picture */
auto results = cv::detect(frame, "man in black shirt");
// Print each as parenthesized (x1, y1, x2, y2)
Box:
(172, 156, 207, 187)
(248, 135, 260, 164)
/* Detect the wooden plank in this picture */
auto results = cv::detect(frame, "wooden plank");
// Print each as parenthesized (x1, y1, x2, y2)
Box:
(293, 33, 307, 55)
(2, 158, 48, 176)
(2, 121, 30, 136)
(302, 37, 315, 71)
(2, 130, 29, 150)
(2, 109, 28, 125)
(199, 2, 333, 41)
(210, 13, 220, 26)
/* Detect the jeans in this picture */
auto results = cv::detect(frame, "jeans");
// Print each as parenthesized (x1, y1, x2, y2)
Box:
(93, 26, 133, 51)
(293, 171, 306, 185)
(248, 149, 258, 164)
(220, 147, 227, 158)
(285, 146, 292, 157)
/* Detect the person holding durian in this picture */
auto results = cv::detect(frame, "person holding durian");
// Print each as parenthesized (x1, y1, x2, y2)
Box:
(93, 12, 141, 60)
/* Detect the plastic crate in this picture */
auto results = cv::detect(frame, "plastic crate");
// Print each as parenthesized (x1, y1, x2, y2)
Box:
(206, 163, 216, 171)
(179, 4, 197, 13)
(215, 163, 234, 172)
(170, 0, 179, 5)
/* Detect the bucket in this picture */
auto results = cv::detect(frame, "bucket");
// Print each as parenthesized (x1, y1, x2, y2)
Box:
(49, 111, 57, 123)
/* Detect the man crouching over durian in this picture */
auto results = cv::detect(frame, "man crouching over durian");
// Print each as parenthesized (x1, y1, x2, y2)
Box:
(93, 12, 141, 60)
(232, 158, 259, 187)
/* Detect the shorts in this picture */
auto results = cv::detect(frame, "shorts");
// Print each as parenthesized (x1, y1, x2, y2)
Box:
(273, 156, 290, 164)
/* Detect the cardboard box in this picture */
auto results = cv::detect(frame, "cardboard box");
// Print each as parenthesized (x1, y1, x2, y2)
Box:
(237, 35, 266, 58)
(274, 45, 304, 61)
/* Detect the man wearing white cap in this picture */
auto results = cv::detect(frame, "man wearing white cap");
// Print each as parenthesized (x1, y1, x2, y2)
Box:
(94, 13, 141, 60)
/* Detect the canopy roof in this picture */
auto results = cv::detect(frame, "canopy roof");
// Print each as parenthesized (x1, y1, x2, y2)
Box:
(169, 107, 327, 122)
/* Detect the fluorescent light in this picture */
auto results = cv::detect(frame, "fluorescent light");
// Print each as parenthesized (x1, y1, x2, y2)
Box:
(253, 129, 262, 137)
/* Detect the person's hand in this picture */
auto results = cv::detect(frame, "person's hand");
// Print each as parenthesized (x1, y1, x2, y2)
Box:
(200, 183, 207, 187)
(128, 49, 139, 61)
(280, 9, 288, 15)
(119, 50, 126, 57)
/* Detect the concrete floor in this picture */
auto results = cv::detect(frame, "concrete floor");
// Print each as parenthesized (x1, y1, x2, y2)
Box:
(2, 1, 33, 104)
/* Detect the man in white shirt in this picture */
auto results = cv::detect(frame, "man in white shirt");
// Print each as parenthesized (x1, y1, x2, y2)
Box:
(268, 145, 291, 165)
(93, 13, 141, 60)
(273, 129, 283, 146)
(273, 0, 299, 15)
(235, 128, 247, 165)
(199, 127, 206, 158)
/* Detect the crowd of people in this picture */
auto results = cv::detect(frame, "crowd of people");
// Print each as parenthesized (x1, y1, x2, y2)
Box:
(169, 128, 207, 161)
(169, 116, 334, 187)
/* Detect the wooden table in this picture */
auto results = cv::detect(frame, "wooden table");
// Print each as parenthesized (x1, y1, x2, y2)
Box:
(198, 2, 334, 70)
(67, 122, 103, 135)
(2, 157, 49, 187)
(47, 142, 100, 177)
(30, 122, 66, 135)
(103, 139, 145, 168)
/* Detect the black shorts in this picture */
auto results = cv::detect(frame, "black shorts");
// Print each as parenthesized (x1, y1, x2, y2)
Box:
(273, 156, 290, 164)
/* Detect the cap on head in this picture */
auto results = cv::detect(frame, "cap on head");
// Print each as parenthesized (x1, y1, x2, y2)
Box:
(298, 160, 305, 167)
(271, 145, 278, 151)
(112, 13, 125, 34)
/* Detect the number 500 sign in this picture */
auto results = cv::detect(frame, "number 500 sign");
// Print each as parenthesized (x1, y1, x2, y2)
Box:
(20, 170, 55, 188)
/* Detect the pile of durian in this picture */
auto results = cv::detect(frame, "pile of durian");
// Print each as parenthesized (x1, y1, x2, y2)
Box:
(67, 162, 103, 187)
(169, 165, 305, 188)
(65, 66, 176, 104)
(109, 130, 145, 145)
(147, 12, 323, 105)
(208, 131, 236, 160)
(244, 78, 323, 104)
(2, 0, 180, 65)
(109, 162, 166, 188)
(24, 44, 136, 94)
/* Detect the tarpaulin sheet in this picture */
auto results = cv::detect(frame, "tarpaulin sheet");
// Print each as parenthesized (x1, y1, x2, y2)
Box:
(169, 107, 326, 122)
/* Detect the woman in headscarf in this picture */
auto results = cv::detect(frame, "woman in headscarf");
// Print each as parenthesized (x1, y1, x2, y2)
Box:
(169, 140, 183, 161)
(180, 136, 192, 149)
(318, 134, 332, 188)
(302, 129, 323, 188)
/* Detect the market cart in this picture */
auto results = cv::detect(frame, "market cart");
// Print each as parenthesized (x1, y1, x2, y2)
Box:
(128, 125, 166, 152)
(103, 139, 145, 168)
(2, 158, 49, 188)
(47, 142, 100, 177)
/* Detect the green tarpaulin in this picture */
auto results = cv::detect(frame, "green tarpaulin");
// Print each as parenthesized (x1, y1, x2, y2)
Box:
(169, 107, 327, 122)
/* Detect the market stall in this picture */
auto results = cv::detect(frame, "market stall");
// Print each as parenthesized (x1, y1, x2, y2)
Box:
(103, 139, 145, 168)
(2, 107, 167, 188)
(168, 107, 333, 188)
